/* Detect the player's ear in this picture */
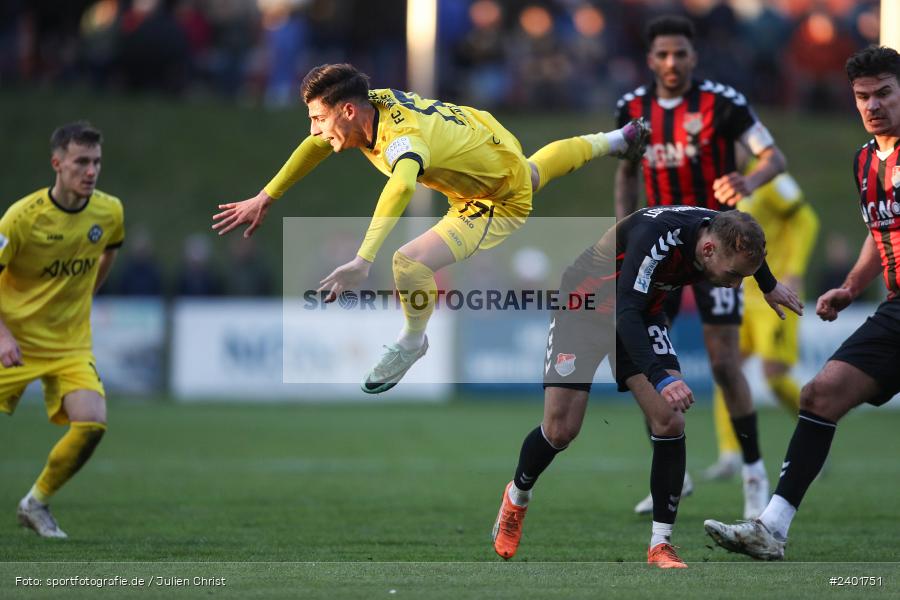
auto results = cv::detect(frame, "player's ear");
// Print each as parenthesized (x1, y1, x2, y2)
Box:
(50, 151, 62, 173)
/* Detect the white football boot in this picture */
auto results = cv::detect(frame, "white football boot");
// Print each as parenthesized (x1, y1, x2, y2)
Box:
(361, 337, 429, 394)
(17, 496, 67, 539)
(704, 518, 785, 560)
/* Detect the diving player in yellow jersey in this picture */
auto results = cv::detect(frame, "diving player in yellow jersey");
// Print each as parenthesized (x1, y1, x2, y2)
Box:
(0, 122, 124, 537)
(704, 152, 819, 480)
(213, 63, 650, 392)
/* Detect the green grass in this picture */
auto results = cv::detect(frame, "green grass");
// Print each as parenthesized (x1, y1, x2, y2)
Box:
(1, 398, 898, 598)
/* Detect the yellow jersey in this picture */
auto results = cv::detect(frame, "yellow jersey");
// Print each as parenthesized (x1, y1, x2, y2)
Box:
(738, 173, 818, 305)
(0, 188, 125, 357)
(361, 88, 531, 207)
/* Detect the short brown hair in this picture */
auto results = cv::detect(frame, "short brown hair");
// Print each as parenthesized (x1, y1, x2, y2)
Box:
(51, 121, 102, 153)
(708, 210, 766, 263)
(300, 63, 370, 106)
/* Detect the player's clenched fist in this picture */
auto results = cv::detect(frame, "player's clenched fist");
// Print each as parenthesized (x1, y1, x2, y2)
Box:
(816, 288, 853, 322)
(712, 172, 751, 206)
(660, 379, 694, 411)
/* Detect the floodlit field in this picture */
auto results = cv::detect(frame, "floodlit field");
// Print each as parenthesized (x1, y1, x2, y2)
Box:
(2, 398, 898, 598)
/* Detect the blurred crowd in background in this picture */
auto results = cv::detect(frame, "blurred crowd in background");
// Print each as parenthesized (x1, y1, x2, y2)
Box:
(1, 0, 877, 299)
(1, 0, 882, 112)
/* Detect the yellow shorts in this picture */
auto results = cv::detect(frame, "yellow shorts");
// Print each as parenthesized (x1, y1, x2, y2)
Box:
(433, 199, 531, 262)
(432, 111, 533, 262)
(740, 303, 799, 365)
(0, 352, 105, 425)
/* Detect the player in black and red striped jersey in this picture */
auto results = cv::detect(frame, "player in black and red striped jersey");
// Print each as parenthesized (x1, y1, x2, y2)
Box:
(705, 45, 900, 561)
(614, 15, 790, 519)
(491, 207, 802, 567)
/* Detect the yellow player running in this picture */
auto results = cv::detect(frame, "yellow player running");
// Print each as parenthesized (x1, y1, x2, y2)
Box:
(213, 63, 649, 392)
(704, 155, 819, 480)
(1, 121, 124, 537)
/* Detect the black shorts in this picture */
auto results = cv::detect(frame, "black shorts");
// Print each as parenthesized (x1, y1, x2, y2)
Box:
(829, 305, 900, 406)
(664, 280, 743, 326)
(542, 310, 680, 393)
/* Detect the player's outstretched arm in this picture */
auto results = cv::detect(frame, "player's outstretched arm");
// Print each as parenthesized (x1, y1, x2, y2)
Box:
(212, 135, 333, 238)
(816, 236, 882, 321)
(212, 189, 275, 238)
(316, 158, 420, 302)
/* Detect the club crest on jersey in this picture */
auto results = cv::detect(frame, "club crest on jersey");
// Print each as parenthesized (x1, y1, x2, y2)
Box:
(554, 353, 576, 377)
(683, 113, 702, 136)
(892, 166, 900, 189)
(87, 224, 103, 243)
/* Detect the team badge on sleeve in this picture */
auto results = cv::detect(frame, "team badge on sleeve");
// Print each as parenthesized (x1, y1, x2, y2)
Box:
(0, 233, 7, 251)
(87, 225, 103, 243)
(554, 353, 577, 377)
(892, 166, 900, 189)
(385, 136, 413, 166)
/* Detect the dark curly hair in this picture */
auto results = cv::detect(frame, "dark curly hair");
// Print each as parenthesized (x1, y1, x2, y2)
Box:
(846, 46, 900, 83)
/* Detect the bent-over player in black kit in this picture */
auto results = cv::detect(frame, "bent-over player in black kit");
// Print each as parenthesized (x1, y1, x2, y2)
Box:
(616, 14, 790, 519)
(491, 206, 802, 568)
(704, 45, 900, 562)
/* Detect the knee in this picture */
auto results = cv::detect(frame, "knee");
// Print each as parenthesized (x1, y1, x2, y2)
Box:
(649, 411, 685, 438)
(541, 420, 580, 448)
(710, 357, 741, 386)
(799, 378, 832, 413)
(392, 250, 412, 278)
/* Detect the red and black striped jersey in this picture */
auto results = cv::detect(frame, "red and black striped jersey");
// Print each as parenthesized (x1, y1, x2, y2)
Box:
(854, 139, 900, 296)
(615, 80, 759, 210)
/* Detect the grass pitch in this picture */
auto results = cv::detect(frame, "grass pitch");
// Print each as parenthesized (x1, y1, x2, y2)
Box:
(1, 397, 898, 598)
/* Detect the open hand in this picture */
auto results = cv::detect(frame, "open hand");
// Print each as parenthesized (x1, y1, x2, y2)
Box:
(212, 190, 274, 238)
(317, 255, 372, 302)
(764, 281, 803, 320)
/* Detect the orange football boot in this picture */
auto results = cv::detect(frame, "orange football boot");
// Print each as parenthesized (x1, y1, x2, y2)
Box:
(492, 481, 528, 559)
(647, 542, 688, 569)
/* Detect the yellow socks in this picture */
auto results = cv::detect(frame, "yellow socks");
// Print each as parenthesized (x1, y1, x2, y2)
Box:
(768, 374, 801, 415)
(714, 372, 800, 457)
(33, 421, 107, 503)
(713, 386, 741, 455)
(528, 137, 595, 193)
(393, 251, 436, 345)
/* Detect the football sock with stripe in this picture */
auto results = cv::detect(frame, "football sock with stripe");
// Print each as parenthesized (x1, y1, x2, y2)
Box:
(773, 410, 835, 509)
(392, 251, 436, 350)
(511, 425, 565, 504)
(528, 137, 594, 193)
(650, 433, 686, 525)
(33, 421, 107, 503)
(730, 412, 762, 464)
